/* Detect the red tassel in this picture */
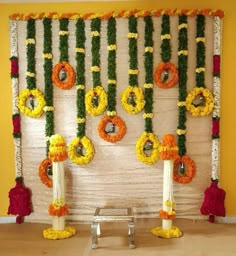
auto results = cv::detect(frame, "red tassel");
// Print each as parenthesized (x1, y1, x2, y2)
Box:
(8, 180, 32, 224)
(200, 181, 226, 222)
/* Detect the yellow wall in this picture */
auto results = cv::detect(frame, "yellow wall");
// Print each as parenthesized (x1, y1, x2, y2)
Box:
(1, 0, 236, 216)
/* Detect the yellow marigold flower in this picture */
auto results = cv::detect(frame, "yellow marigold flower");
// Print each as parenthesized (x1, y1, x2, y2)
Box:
(196, 67, 206, 73)
(178, 50, 188, 56)
(25, 38, 35, 44)
(128, 32, 138, 39)
(176, 129, 186, 135)
(76, 84, 85, 90)
(75, 48, 85, 53)
(107, 44, 117, 50)
(128, 69, 139, 75)
(196, 37, 205, 43)
(143, 113, 154, 119)
(144, 83, 154, 88)
(42, 53, 53, 59)
(107, 79, 116, 84)
(59, 30, 69, 36)
(145, 46, 153, 53)
(26, 71, 35, 77)
(178, 23, 188, 30)
(91, 31, 100, 37)
(177, 101, 186, 107)
(76, 118, 86, 123)
(43, 106, 54, 112)
(161, 34, 171, 40)
(91, 66, 100, 72)
(107, 110, 117, 117)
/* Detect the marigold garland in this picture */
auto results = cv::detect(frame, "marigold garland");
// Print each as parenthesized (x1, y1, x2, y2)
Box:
(159, 209, 176, 220)
(154, 14, 178, 89)
(52, 61, 75, 89)
(68, 136, 95, 165)
(18, 19, 45, 118)
(48, 201, 69, 216)
(98, 115, 126, 143)
(43, 226, 76, 240)
(85, 17, 107, 116)
(38, 158, 53, 188)
(186, 14, 214, 117)
(121, 15, 144, 114)
(173, 155, 196, 184)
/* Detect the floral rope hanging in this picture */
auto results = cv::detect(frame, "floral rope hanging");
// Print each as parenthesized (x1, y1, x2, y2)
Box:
(68, 18, 95, 165)
(121, 14, 144, 114)
(85, 17, 107, 116)
(174, 14, 196, 184)
(154, 14, 178, 89)
(52, 18, 75, 90)
(39, 18, 54, 188)
(136, 16, 160, 165)
(98, 16, 126, 143)
(18, 19, 46, 118)
(186, 15, 214, 116)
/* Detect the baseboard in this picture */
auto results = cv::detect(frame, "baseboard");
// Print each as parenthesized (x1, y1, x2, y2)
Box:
(0, 216, 16, 224)
(217, 216, 236, 223)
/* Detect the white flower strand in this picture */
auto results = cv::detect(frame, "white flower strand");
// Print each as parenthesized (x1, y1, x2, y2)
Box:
(212, 16, 221, 181)
(10, 19, 22, 178)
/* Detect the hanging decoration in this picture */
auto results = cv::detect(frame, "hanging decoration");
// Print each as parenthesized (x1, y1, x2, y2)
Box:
(200, 15, 225, 223)
(38, 18, 54, 188)
(52, 18, 75, 90)
(68, 18, 95, 165)
(135, 15, 160, 165)
(186, 14, 214, 116)
(98, 16, 126, 143)
(43, 134, 76, 239)
(18, 19, 45, 118)
(154, 14, 178, 89)
(174, 14, 196, 184)
(151, 134, 182, 238)
(121, 14, 144, 114)
(85, 17, 108, 116)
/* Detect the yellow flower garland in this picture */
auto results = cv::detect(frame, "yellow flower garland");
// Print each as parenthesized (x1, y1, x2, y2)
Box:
(85, 86, 108, 116)
(18, 88, 46, 118)
(186, 87, 214, 116)
(68, 136, 95, 165)
(121, 86, 145, 115)
(43, 226, 76, 240)
(135, 132, 160, 165)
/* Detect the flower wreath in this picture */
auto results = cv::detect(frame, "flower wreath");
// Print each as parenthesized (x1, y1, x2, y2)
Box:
(98, 115, 126, 143)
(18, 88, 45, 118)
(43, 226, 76, 240)
(85, 86, 108, 116)
(38, 158, 53, 188)
(185, 87, 214, 117)
(173, 155, 196, 184)
(135, 132, 160, 165)
(52, 61, 75, 90)
(68, 136, 95, 165)
(154, 61, 178, 89)
(121, 86, 145, 115)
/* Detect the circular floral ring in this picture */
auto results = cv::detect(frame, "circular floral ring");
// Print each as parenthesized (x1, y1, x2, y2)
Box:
(38, 158, 53, 188)
(85, 86, 108, 116)
(154, 61, 178, 89)
(121, 86, 145, 114)
(52, 61, 75, 90)
(18, 88, 46, 118)
(98, 115, 126, 143)
(43, 226, 76, 240)
(135, 132, 160, 165)
(173, 155, 196, 184)
(68, 136, 95, 165)
(186, 87, 214, 116)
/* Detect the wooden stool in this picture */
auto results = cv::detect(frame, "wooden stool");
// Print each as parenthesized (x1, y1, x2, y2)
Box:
(91, 207, 136, 249)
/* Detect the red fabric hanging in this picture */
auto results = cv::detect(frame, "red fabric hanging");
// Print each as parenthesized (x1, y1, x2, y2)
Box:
(8, 180, 32, 224)
(200, 181, 226, 222)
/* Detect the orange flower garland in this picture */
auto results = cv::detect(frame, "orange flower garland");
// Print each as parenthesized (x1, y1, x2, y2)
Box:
(38, 158, 53, 188)
(98, 115, 126, 143)
(173, 155, 196, 184)
(159, 134, 178, 160)
(52, 61, 75, 90)
(159, 209, 176, 220)
(154, 61, 178, 89)
(48, 202, 69, 217)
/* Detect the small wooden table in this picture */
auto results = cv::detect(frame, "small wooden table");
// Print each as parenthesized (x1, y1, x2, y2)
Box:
(91, 207, 136, 249)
